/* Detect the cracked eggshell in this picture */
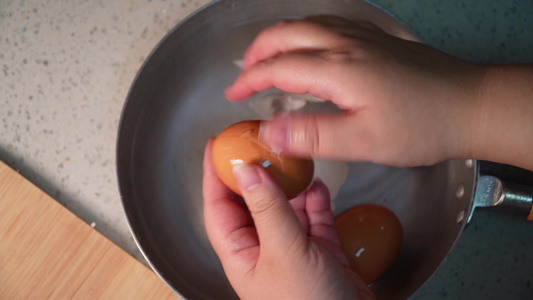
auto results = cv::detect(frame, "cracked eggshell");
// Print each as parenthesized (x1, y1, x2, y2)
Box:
(212, 120, 314, 199)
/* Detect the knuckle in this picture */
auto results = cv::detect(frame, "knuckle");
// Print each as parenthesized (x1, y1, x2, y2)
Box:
(292, 116, 321, 155)
(247, 191, 280, 216)
(271, 20, 299, 35)
(273, 19, 320, 35)
(256, 20, 295, 43)
(320, 37, 374, 63)
(322, 48, 358, 64)
(258, 56, 276, 68)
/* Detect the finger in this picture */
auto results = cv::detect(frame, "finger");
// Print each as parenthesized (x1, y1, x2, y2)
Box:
(261, 112, 368, 159)
(242, 19, 346, 70)
(202, 139, 260, 268)
(225, 51, 346, 102)
(289, 192, 309, 234)
(243, 18, 379, 70)
(232, 163, 307, 256)
(305, 180, 339, 246)
(203, 138, 236, 202)
(305, 180, 351, 266)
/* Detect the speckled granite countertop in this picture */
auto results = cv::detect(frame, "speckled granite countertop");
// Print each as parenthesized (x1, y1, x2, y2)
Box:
(1, 0, 532, 299)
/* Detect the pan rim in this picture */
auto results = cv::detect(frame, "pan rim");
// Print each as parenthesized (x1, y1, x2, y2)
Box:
(115, 1, 435, 299)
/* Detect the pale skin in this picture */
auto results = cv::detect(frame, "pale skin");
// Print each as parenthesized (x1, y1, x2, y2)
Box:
(203, 140, 374, 300)
(204, 16, 533, 300)
(225, 16, 533, 170)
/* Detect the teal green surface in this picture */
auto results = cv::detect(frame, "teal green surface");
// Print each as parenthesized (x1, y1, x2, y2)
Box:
(368, 1, 533, 299)
(372, 0, 533, 63)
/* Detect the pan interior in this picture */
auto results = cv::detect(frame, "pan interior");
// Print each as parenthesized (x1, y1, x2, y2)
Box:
(117, 1, 475, 299)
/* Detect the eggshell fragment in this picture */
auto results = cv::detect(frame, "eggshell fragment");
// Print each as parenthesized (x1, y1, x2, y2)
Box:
(212, 120, 314, 199)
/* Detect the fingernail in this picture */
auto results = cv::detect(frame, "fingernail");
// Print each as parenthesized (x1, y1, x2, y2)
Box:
(261, 118, 289, 152)
(233, 164, 261, 191)
(310, 178, 328, 196)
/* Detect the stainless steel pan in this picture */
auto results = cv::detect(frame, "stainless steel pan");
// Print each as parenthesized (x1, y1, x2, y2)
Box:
(116, 0, 533, 299)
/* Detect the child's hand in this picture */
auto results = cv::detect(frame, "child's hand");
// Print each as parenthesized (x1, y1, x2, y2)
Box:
(203, 139, 375, 300)
(225, 16, 485, 167)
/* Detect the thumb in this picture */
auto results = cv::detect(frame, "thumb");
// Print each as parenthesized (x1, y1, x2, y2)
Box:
(232, 163, 306, 255)
(261, 113, 359, 159)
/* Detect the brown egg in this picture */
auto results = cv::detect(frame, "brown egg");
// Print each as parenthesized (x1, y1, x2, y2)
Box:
(334, 204, 403, 283)
(211, 120, 314, 199)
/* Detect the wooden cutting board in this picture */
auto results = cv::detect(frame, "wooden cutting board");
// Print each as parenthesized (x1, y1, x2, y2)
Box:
(0, 161, 180, 299)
